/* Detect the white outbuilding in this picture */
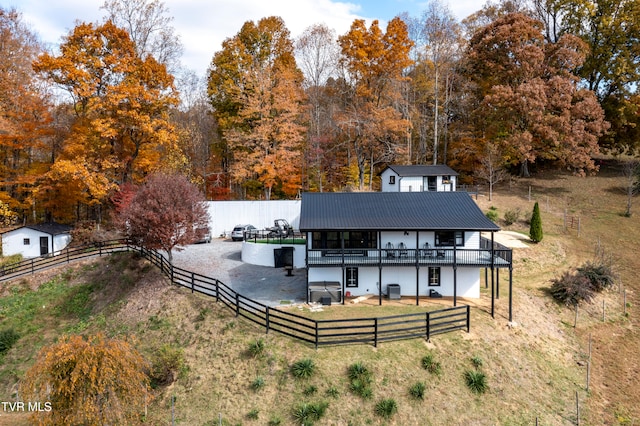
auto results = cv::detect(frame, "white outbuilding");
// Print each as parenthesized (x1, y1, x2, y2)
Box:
(1, 223, 72, 258)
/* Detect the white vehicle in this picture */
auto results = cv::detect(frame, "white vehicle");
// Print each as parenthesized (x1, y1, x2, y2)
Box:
(231, 224, 256, 241)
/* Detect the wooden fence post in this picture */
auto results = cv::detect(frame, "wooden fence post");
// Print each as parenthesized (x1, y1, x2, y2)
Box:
(215, 280, 220, 303)
(191, 272, 195, 293)
(374, 318, 378, 348)
(314, 321, 319, 350)
(426, 312, 431, 342)
(466, 305, 471, 333)
(235, 293, 240, 317)
(265, 307, 270, 334)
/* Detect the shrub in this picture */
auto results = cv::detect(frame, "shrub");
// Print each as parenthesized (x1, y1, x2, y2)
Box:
(291, 358, 316, 379)
(550, 271, 596, 306)
(421, 353, 442, 376)
(409, 381, 426, 400)
(149, 344, 187, 388)
(246, 408, 259, 419)
(247, 338, 265, 358)
(375, 398, 398, 419)
(486, 209, 499, 222)
(529, 202, 543, 242)
(577, 261, 616, 291)
(464, 370, 488, 394)
(503, 208, 521, 226)
(0, 329, 20, 354)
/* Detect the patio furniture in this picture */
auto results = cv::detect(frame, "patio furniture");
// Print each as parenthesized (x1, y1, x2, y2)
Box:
(398, 242, 408, 257)
(421, 242, 434, 258)
(385, 242, 396, 258)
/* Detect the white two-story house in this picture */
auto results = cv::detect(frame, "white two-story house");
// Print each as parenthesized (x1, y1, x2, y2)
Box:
(299, 192, 512, 313)
(380, 165, 458, 192)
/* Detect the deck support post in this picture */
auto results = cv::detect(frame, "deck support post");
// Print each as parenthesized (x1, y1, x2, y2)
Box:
(509, 266, 513, 322)
(491, 232, 495, 319)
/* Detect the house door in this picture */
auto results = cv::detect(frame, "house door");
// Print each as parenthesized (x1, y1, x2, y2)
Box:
(40, 236, 49, 256)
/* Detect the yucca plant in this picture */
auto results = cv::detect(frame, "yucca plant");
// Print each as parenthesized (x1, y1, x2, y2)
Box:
(374, 398, 398, 419)
(421, 353, 442, 376)
(409, 381, 426, 400)
(471, 355, 483, 368)
(247, 338, 265, 357)
(251, 376, 265, 391)
(291, 358, 316, 379)
(303, 385, 318, 396)
(464, 370, 487, 394)
(325, 385, 340, 398)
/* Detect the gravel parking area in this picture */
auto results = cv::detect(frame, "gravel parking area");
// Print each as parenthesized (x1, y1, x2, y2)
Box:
(171, 238, 307, 306)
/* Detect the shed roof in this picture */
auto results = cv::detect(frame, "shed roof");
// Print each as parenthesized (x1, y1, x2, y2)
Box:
(383, 164, 459, 177)
(1, 223, 72, 236)
(299, 192, 499, 231)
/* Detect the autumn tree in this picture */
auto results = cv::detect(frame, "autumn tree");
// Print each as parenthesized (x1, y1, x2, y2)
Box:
(0, 7, 51, 219)
(337, 18, 414, 190)
(208, 16, 306, 200)
(33, 20, 180, 220)
(464, 13, 608, 177)
(115, 173, 209, 263)
(20, 333, 151, 425)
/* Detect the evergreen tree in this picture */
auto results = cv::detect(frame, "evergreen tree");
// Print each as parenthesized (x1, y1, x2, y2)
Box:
(529, 202, 543, 242)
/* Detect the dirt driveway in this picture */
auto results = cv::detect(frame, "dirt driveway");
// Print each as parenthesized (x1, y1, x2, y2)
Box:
(171, 238, 307, 306)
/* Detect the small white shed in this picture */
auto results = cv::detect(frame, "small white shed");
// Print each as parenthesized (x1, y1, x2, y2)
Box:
(1, 223, 72, 258)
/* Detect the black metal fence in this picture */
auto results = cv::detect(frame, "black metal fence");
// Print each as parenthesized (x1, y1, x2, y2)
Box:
(0, 240, 470, 347)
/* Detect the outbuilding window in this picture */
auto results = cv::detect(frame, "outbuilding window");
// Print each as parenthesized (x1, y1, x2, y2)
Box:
(23, 238, 30, 245)
(389, 175, 395, 184)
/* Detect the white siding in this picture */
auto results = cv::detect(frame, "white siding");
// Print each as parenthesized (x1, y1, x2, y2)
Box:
(2, 228, 71, 258)
(207, 200, 301, 237)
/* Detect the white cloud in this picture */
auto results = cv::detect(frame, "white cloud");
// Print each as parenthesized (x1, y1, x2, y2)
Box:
(3, 0, 479, 76)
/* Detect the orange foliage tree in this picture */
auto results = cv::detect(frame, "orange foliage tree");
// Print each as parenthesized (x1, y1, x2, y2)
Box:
(0, 7, 52, 219)
(20, 333, 151, 425)
(32, 20, 180, 221)
(337, 18, 414, 190)
(208, 16, 306, 199)
(464, 13, 608, 177)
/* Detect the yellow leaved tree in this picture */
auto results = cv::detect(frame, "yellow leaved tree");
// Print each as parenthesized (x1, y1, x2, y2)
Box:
(20, 333, 151, 425)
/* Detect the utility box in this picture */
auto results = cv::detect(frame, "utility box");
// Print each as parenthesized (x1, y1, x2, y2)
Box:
(387, 283, 401, 300)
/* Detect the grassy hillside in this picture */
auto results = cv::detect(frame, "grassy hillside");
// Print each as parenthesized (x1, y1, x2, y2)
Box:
(0, 162, 637, 425)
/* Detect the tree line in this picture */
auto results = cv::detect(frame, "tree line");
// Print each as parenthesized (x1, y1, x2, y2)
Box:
(0, 0, 638, 226)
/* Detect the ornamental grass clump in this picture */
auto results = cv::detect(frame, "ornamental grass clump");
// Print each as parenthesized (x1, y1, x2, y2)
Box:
(347, 361, 373, 399)
(291, 358, 316, 379)
(421, 352, 442, 376)
(375, 398, 398, 419)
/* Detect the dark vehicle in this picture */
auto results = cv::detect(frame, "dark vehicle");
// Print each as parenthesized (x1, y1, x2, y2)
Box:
(267, 219, 293, 238)
(231, 224, 257, 241)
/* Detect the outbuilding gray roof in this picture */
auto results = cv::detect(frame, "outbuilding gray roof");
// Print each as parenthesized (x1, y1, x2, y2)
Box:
(383, 164, 459, 177)
(299, 192, 499, 231)
(2, 223, 72, 236)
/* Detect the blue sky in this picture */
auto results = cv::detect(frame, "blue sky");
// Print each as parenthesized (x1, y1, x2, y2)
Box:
(0, 0, 481, 77)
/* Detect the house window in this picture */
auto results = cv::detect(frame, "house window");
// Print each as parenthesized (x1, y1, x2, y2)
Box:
(442, 175, 451, 184)
(428, 267, 440, 286)
(23, 238, 30, 245)
(389, 175, 395, 184)
(346, 267, 358, 287)
(312, 231, 377, 249)
(434, 231, 464, 247)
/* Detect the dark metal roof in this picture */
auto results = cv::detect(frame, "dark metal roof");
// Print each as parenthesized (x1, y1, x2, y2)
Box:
(2, 223, 72, 236)
(299, 192, 500, 231)
(384, 164, 459, 177)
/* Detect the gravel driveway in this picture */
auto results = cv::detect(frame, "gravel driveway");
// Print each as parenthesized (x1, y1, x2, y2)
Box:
(171, 238, 307, 306)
